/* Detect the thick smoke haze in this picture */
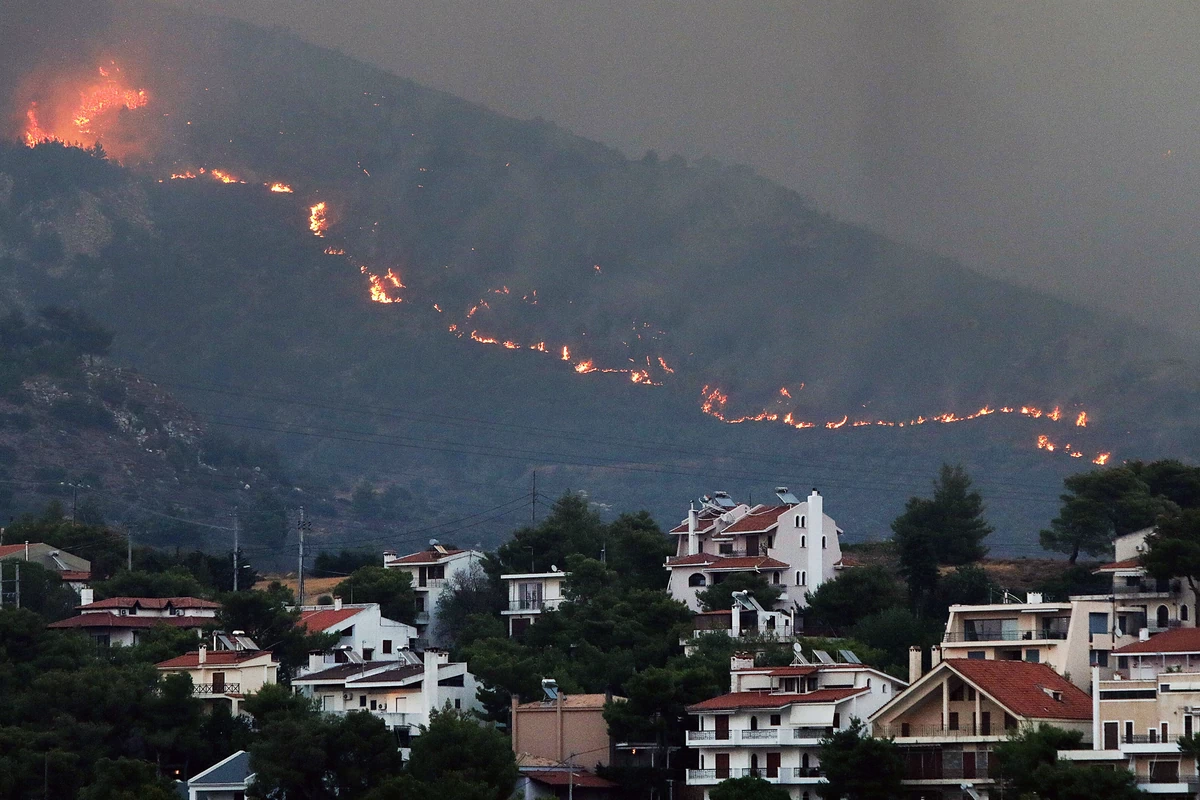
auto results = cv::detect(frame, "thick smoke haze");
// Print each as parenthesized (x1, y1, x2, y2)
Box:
(160, 0, 1200, 339)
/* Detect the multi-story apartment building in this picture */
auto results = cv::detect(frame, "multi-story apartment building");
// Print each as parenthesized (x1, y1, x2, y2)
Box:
(156, 645, 278, 716)
(665, 488, 844, 617)
(295, 599, 417, 669)
(684, 592, 795, 656)
(1082, 527, 1195, 635)
(1058, 629, 1200, 796)
(48, 595, 219, 646)
(383, 545, 484, 642)
(501, 569, 568, 637)
(940, 593, 1132, 691)
(684, 652, 905, 799)
(292, 648, 481, 753)
(870, 658, 1092, 800)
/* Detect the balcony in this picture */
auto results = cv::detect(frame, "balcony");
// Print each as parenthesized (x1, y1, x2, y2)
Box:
(504, 598, 563, 614)
(739, 729, 779, 743)
(194, 682, 240, 696)
(689, 625, 795, 640)
(415, 578, 446, 590)
(686, 730, 720, 745)
(942, 629, 1068, 643)
(686, 769, 719, 784)
(876, 723, 1007, 740)
(792, 726, 834, 742)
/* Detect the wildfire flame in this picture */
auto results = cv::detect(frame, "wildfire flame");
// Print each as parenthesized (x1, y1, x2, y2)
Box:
(24, 65, 149, 152)
(309, 202, 328, 237)
(268, 182, 294, 193)
(1076, 411, 1088, 427)
(1093, 453, 1111, 465)
(209, 169, 244, 184)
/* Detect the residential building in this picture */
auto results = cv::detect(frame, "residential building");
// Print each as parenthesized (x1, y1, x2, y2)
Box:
(156, 646, 277, 716)
(1057, 629, 1200, 795)
(684, 592, 795, 655)
(665, 488, 844, 618)
(502, 569, 568, 637)
(295, 599, 417, 668)
(185, 750, 253, 800)
(939, 593, 1130, 690)
(869, 658, 1092, 799)
(512, 692, 626, 770)
(47, 595, 219, 646)
(1083, 526, 1195, 634)
(383, 545, 483, 642)
(0, 542, 91, 594)
(292, 648, 481, 752)
(684, 651, 905, 799)
(515, 758, 620, 800)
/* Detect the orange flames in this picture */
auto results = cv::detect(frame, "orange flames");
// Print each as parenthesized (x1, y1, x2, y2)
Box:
(24, 64, 149, 152)
(268, 182, 294, 193)
(309, 202, 328, 237)
(209, 169, 244, 184)
(1076, 412, 1088, 427)
(1093, 452, 1111, 465)
(359, 265, 403, 304)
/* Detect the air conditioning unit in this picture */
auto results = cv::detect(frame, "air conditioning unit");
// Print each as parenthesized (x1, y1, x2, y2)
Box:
(379, 702, 387, 711)
(343, 692, 353, 701)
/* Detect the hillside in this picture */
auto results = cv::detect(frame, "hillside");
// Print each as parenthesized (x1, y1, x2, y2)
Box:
(0, 0, 1196, 554)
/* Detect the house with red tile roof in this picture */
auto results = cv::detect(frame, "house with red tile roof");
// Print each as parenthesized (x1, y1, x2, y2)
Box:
(0, 542, 91, 594)
(48, 595, 219, 647)
(382, 545, 483, 644)
(684, 651, 905, 798)
(294, 598, 418, 670)
(869, 658, 1092, 798)
(156, 646, 277, 716)
(665, 488, 846, 621)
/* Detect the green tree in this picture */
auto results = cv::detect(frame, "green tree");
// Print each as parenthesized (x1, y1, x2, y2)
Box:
(1143, 510, 1200, 595)
(95, 568, 207, 600)
(494, 493, 605, 575)
(817, 718, 904, 799)
(1132, 459, 1200, 510)
(804, 565, 907, 632)
(333, 566, 417, 623)
(604, 511, 675, 591)
(244, 490, 289, 549)
(850, 608, 940, 678)
(891, 464, 991, 566)
(406, 708, 519, 800)
(710, 776, 791, 800)
(993, 724, 1083, 796)
(4, 560, 78, 621)
(435, 562, 504, 648)
(77, 758, 178, 800)
(695, 572, 783, 611)
(892, 515, 940, 615)
(1041, 466, 1176, 564)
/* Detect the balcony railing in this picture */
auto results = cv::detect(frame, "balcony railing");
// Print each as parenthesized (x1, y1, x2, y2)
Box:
(943, 630, 1068, 643)
(507, 598, 562, 612)
(686, 730, 718, 744)
(791, 767, 825, 780)
(876, 723, 1007, 739)
(740, 729, 778, 741)
(687, 769, 718, 782)
(194, 683, 240, 696)
(792, 726, 834, 741)
(690, 626, 794, 639)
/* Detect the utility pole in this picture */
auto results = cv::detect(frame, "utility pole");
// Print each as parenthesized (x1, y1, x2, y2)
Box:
(71, 483, 78, 524)
(232, 508, 240, 592)
(297, 506, 310, 607)
(14, 562, 19, 609)
(126, 526, 132, 572)
(531, 472, 537, 525)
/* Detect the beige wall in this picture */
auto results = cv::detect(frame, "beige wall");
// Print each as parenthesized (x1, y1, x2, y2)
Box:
(513, 706, 613, 769)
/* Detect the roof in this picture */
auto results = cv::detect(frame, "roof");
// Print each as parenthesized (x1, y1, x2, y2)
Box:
(766, 666, 821, 677)
(297, 607, 362, 633)
(190, 750, 253, 787)
(665, 554, 789, 570)
(1114, 627, 1200, 655)
(0, 544, 28, 558)
(385, 548, 467, 565)
(723, 506, 789, 533)
(293, 663, 389, 683)
(354, 664, 424, 683)
(668, 509, 723, 535)
(83, 596, 220, 610)
(1094, 558, 1142, 573)
(156, 649, 274, 669)
(687, 687, 867, 711)
(943, 659, 1091, 720)
(515, 694, 620, 711)
(835, 555, 862, 568)
(524, 770, 618, 789)
(48, 612, 209, 630)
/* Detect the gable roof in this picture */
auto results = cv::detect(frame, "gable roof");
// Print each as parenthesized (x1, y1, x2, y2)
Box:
(156, 649, 274, 669)
(83, 596, 220, 610)
(943, 658, 1091, 720)
(687, 687, 867, 712)
(297, 607, 362, 633)
(668, 508, 725, 535)
(190, 750, 254, 787)
(385, 548, 468, 565)
(1114, 627, 1200, 655)
(524, 770, 618, 789)
(48, 612, 209, 630)
(1094, 558, 1142, 573)
(723, 506, 790, 533)
(665, 553, 789, 571)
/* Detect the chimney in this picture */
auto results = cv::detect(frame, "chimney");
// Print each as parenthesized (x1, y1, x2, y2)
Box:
(333, 596, 343, 611)
(198, 645, 207, 665)
(730, 651, 755, 692)
(309, 652, 324, 672)
(79, 587, 94, 606)
(1139, 628, 1150, 642)
(1026, 592, 1043, 604)
(382, 549, 396, 567)
(930, 645, 942, 669)
(807, 490, 823, 594)
(687, 506, 699, 556)
(731, 603, 742, 638)
(424, 648, 447, 716)
(908, 646, 923, 683)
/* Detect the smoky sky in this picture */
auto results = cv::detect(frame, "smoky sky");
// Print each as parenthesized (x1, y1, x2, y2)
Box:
(158, 0, 1200, 338)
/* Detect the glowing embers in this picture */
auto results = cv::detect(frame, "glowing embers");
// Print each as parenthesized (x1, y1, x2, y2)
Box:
(360, 266, 404, 304)
(268, 183, 294, 193)
(24, 64, 149, 149)
(309, 202, 328, 237)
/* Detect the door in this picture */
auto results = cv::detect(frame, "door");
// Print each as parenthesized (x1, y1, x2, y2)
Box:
(715, 754, 730, 779)
(766, 752, 780, 779)
(962, 751, 976, 779)
(980, 712, 991, 735)
(745, 535, 761, 556)
(211, 672, 225, 693)
(419, 567, 428, 587)
(1103, 721, 1119, 750)
(715, 715, 730, 741)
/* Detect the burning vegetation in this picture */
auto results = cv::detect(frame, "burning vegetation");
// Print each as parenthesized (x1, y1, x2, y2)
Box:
(22, 63, 149, 157)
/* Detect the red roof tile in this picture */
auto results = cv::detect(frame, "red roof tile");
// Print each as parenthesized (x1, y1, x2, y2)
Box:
(385, 548, 467, 565)
(723, 506, 789, 534)
(60, 571, 91, 581)
(666, 553, 721, 567)
(156, 649, 274, 669)
(0, 544, 28, 558)
(668, 510, 723, 535)
(525, 771, 618, 789)
(943, 659, 1091, 720)
(83, 596, 220, 610)
(48, 612, 209, 630)
(707, 556, 789, 571)
(297, 607, 362, 633)
(766, 666, 821, 677)
(835, 555, 863, 568)
(1114, 627, 1200, 655)
(1094, 558, 1142, 573)
(687, 687, 866, 712)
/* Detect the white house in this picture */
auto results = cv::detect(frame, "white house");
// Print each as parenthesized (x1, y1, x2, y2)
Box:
(383, 545, 484, 643)
(295, 599, 417, 668)
(185, 750, 254, 800)
(1081, 526, 1195, 634)
(47, 595, 219, 647)
(665, 488, 844, 617)
(292, 647, 482, 755)
(501, 570, 568, 637)
(156, 646, 278, 716)
(685, 650, 906, 800)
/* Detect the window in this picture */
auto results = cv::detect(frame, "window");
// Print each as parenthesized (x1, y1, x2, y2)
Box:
(718, 543, 734, 555)
(901, 723, 910, 737)
(772, 572, 780, 585)
(1149, 728, 1158, 744)
(382, 640, 392, 654)
(1125, 721, 1134, 743)
(689, 573, 707, 587)
(1025, 649, 1040, 663)
(1089, 612, 1109, 637)
(821, 536, 826, 549)
(867, 678, 872, 689)
(767, 536, 774, 549)
(416, 596, 425, 612)
(967, 651, 986, 660)
(370, 699, 377, 710)
(360, 695, 367, 707)
(949, 712, 959, 731)
(967, 688, 976, 701)
(455, 698, 461, 709)
(950, 685, 964, 701)
(770, 714, 781, 726)
(1005, 714, 1018, 731)
(1090, 650, 1109, 667)
(883, 684, 888, 694)
(1184, 605, 1191, 623)
(800, 571, 807, 586)
(800, 536, 806, 548)
(832, 713, 840, 728)
(796, 571, 802, 586)
(750, 716, 758, 730)
(363, 648, 374, 661)
(1187, 715, 1194, 738)
(799, 516, 806, 528)
(1162, 722, 1170, 741)
(518, 582, 544, 610)
(1150, 761, 1180, 783)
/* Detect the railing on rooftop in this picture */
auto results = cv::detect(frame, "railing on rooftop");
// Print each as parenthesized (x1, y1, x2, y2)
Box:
(740, 729, 778, 741)
(193, 683, 240, 696)
(875, 723, 1009, 739)
(942, 630, 1068, 643)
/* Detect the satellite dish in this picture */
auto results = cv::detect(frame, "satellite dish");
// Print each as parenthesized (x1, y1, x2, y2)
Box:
(550, 564, 558, 573)
(429, 538, 439, 547)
